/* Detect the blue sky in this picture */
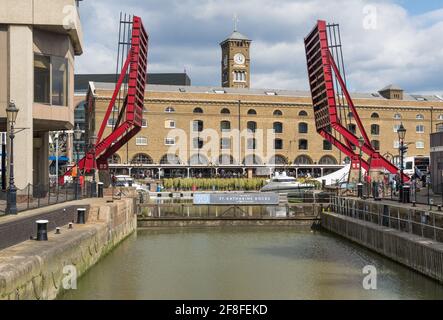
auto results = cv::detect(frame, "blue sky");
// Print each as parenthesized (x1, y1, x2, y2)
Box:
(76, 0, 443, 94)
(395, 0, 443, 14)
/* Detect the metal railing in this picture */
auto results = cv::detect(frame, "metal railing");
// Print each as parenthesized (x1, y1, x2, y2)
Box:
(138, 191, 334, 219)
(330, 196, 443, 242)
(0, 182, 93, 216)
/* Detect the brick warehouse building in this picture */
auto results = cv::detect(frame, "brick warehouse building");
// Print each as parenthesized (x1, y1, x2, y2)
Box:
(76, 28, 443, 179)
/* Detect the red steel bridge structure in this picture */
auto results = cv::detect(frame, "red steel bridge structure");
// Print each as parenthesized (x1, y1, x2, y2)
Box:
(304, 20, 409, 182)
(60, 14, 148, 184)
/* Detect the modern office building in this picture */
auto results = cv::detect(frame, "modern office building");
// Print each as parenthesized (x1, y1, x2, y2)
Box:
(0, 0, 83, 188)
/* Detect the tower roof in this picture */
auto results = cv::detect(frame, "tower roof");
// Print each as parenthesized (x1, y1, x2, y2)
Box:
(379, 84, 403, 92)
(220, 30, 251, 45)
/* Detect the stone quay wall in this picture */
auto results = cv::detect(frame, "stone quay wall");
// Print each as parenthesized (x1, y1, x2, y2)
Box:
(321, 210, 443, 283)
(0, 197, 137, 300)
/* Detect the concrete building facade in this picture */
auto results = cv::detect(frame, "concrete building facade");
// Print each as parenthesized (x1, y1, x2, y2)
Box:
(0, 0, 83, 188)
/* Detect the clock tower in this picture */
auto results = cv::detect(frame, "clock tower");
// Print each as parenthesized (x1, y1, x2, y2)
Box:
(220, 27, 251, 88)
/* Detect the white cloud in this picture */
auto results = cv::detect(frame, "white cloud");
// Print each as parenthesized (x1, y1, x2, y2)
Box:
(77, 0, 443, 93)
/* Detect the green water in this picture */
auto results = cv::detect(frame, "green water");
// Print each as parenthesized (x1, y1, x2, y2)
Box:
(60, 227, 443, 300)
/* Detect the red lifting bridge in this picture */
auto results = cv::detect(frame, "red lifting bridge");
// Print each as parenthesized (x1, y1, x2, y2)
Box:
(60, 14, 148, 185)
(304, 20, 409, 182)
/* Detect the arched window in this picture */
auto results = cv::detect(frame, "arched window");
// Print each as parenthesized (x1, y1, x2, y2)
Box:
(220, 108, 230, 114)
(274, 139, 283, 150)
(220, 120, 231, 132)
(269, 155, 287, 165)
(371, 124, 380, 135)
(193, 107, 203, 114)
(416, 114, 424, 120)
(294, 155, 313, 165)
(299, 110, 308, 116)
(189, 154, 209, 165)
(371, 140, 380, 151)
(298, 122, 308, 134)
(160, 154, 181, 164)
(319, 155, 338, 165)
(298, 139, 308, 150)
(165, 106, 175, 113)
(323, 140, 332, 150)
(218, 154, 235, 165)
(108, 154, 121, 164)
(371, 112, 379, 119)
(243, 154, 262, 165)
(273, 122, 283, 133)
(247, 109, 257, 115)
(273, 109, 282, 116)
(393, 113, 401, 120)
(131, 153, 153, 164)
(192, 120, 203, 132)
(247, 121, 257, 133)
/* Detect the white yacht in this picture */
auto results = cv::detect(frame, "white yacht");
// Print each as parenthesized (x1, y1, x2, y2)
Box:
(260, 171, 315, 192)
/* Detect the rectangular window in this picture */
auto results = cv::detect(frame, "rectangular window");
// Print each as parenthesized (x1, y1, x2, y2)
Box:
(164, 138, 175, 145)
(107, 118, 116, 127)
(220, 138, 231, 149)
(51, 56, 68, 106)
(135, 137, 148, 145)
(193, 138, 204, 149)
(34, 54, 69, 106)
(274, 139, 283, 150)
(165, 120, 175, 128)
(34, 55, 51, 103)
(323, 140, 332, 150)
(393, 140, 400, 148)
(416, 125, 424, 133)
(416, 141, 425, 149)
(141, 119, 148, 127)
(247, 138, 256, 150)
(393, 124, 400, 132)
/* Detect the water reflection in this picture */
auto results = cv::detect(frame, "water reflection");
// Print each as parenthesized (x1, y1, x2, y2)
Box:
(60, 227, 443, 300)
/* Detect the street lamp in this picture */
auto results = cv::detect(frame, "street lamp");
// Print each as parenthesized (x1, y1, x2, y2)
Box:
(397, 123, 407, 202)
(73, 124, 82, 200)
(5, 101, 19, 215)
(357, 136, 365, 198)
(89, 134, 97, 197)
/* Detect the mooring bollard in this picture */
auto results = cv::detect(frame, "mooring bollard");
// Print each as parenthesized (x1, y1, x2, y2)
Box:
(438, 205, 442, 212)
(55, 227, 61, 234)
(97, 182, 104, 198)
(412, 201, 416, 207)
(36, 220, 49, 241)
(77, 208, 86, 224)
(68, 222, 73, 229)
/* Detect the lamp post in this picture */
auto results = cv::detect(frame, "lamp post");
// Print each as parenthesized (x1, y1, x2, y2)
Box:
(89, 134, 97, 197)
(5, 102, 19, 215)
(357, 136, 365, 198)
(73, 124, 82, 200)
(397, 123, 407, 203)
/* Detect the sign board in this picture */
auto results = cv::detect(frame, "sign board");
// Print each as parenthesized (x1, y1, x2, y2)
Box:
(193, 193, 279, 205)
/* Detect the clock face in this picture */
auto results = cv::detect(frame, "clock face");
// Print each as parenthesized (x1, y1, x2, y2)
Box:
(234, 53, 245, 65)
